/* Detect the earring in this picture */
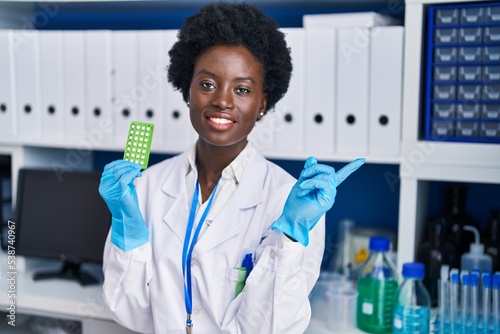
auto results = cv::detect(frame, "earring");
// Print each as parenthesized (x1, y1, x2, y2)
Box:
(187, 101, 190, 107)
(259, 111, 264, 117)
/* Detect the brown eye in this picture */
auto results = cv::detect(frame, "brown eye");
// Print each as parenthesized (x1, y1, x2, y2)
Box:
(201, 82, 215, 89)
(236, 87, 250, 94)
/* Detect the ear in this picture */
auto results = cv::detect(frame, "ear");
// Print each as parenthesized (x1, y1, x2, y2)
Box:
(257, 92, 269, 120)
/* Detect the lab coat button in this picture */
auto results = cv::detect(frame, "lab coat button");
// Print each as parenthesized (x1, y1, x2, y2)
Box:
(193, 307, 201, 315)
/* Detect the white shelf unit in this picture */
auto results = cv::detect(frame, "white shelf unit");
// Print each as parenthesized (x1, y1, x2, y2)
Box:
(397, 0, 500, 270)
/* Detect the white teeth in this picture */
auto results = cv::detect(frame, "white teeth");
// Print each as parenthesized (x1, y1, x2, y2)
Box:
(210, 117, 232, 124)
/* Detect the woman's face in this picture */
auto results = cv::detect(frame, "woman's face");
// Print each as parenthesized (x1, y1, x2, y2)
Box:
(188, 45, 268, 149)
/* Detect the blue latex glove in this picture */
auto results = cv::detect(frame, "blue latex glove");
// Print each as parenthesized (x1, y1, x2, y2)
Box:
(98, 159, 149, 251)
(271, 157, 365, 246)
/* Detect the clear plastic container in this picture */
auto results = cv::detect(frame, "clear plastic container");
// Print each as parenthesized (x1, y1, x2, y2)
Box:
(393, 262, 431, 334)
(356, 236, 398, 333)
(460, 225, 493, 274)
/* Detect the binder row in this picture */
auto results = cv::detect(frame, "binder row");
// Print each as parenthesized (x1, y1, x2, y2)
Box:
(0, 27, 404, 156)
(0, 29, 196, 153)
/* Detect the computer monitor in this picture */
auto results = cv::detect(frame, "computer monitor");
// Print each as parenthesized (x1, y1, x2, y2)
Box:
(14, 168, 111, 286)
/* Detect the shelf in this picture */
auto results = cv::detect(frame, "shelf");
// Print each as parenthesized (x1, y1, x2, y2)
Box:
(401, 140, 500, 169)
(408, 162, 500, 183)
(261, 150, 400, 165)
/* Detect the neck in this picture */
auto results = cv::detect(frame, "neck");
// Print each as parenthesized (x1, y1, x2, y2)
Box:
(195, 139, 247, 201)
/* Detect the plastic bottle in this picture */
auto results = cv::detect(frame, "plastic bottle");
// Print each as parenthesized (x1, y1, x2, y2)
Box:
(356, 236, 398, 333)
(393, 262, 431, 334)
(460, 225, 493, 274)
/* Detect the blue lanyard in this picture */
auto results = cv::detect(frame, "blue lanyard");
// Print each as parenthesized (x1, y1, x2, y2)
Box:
(182, 178, 219, 331)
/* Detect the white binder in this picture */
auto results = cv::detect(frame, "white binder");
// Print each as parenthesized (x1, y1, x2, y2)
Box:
(62, 31, 86, 142)
(248, 112, 276, 154)
(336, 27, 370, 154)
(85, 30, 113, 144)
(305, 28, 336, 154)
(368, 26, 404, 155)
(164, 29, 196, 152)
(39, 31, 64, 139)
(274, 28, 305, 154)
(112, 30, 138, 143)
(0, 30, 16, 138)
(12, 29, 41, 140)
(137, 30, 166, 150)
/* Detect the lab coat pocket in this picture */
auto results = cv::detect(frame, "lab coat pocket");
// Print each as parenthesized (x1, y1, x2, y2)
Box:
(224, 267, 247, 302)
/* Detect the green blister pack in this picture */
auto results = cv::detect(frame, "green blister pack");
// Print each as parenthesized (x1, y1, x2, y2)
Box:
(123, 121, 155, 169)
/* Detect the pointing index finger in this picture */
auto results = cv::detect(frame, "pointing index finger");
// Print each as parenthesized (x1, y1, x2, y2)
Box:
(336, 158, 365, 185)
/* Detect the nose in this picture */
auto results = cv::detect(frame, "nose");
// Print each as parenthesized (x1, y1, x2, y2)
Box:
(211, 87, 234, 111)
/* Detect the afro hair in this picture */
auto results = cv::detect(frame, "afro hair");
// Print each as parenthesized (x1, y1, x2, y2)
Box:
(167, 1, 292, 112)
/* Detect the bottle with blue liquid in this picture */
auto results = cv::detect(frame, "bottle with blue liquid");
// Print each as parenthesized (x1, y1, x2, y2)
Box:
(393, 262, 431, 334)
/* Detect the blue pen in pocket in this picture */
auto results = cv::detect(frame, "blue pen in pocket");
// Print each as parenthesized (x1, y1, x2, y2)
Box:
(242, 253, 253, 283)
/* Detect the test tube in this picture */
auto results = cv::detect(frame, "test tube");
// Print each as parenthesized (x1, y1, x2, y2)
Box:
(472, 269, 482, 312)
(482, 274, 491, 333)
(493, 274, 500, 333)
(450, 272, 460, 334)
(469, 273, 479, 330)
(461, 274, 470, 332)
(440, 265, 450, 333)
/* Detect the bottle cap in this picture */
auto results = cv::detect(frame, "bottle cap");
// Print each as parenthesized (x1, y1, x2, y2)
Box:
(493, 274, 500, 289)
(470, 273, 479, 287)
(369, 236, 390, 252)
(451, 273, 460, 284)
(402, 262, 425, 279)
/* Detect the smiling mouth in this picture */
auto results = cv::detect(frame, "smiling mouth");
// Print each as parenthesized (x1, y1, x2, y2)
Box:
(209, 117, 234, 124)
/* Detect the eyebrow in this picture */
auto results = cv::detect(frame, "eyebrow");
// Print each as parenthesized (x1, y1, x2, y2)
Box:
(195, 69, 256, 84)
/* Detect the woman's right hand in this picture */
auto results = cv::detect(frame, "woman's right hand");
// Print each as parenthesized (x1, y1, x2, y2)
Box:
(99, 159, 143, 218)
(99, 160, 149, 251)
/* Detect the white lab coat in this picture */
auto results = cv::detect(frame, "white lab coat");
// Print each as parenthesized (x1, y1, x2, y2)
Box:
(102, 146, 325, 334)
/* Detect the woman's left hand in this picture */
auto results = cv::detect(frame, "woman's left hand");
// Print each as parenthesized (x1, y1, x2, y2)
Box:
(271, 156, 365, 246)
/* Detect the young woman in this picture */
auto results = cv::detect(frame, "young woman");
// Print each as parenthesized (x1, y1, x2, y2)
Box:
(99, 3, 364, 333)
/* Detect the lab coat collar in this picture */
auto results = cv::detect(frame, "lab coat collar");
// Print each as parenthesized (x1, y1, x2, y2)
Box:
(161, 147, 267, 253)
(186, 141, 253, 187)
